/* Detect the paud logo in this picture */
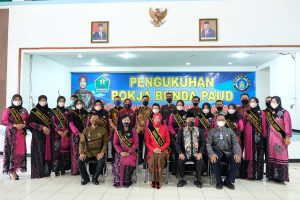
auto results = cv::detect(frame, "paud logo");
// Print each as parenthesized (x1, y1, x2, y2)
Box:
(94, 75, 110, 92)
(233, 75, 250, 92)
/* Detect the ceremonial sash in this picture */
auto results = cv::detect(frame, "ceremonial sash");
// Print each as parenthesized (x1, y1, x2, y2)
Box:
(174, 112, 185, 129)
(197, 113, 212, 130)
(72, 110, 86, 125)
(53, 108, 67, 129)
(225, 120, 238, 132)
(246, 110, 263, 134)
(266, 110, 286, 139)
(99, 116, 108, 128)
(148, 117, 171, 152)
(9, 108, 24, 124)
(31, 108, 51, 128)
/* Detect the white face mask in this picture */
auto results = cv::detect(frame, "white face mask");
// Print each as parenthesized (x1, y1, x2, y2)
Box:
(271, 102, 278, 109)
(228, 109, 236, 114)
(250, 102, 257, 108)
(94, 106, 101, 111)
(76, 104, 83, 110)
(39, 101, 47, 107)
(203, 108, 209, 114)
(152, 108, 159, 114)
(58, 102, 65, 107)
(217, 121, 225, 127)
(177, 106, 183, 111)
(13, 100, 21, 106)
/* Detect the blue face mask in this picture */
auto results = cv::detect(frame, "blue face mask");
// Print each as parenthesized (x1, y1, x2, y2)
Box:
(115, 100, 121, 106)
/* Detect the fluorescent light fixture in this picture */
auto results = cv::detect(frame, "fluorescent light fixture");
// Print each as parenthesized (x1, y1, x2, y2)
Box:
(87, 59, 100, 66)
(77, 54, 83, 58)
(231, 52, 250, 59)
(186, 62, 191, 66)
(228, 62, 232, 65)
(118, 52, 137, 59)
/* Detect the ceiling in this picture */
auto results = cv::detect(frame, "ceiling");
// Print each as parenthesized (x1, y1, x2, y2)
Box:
(33, 50, 295, 68)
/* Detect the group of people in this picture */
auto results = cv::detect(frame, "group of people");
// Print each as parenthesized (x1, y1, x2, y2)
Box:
(1, 92, 292, 190)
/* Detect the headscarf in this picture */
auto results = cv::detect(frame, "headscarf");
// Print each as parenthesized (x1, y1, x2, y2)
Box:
(9, 94, 23, 110)
(201, 102, 214, 119)
(175, 100, 186, 116)
(152, 112, 163, 128)
(36, 95, 49, 114)
(56, 96, 67, 112)
(225, 103, 241, 123)
(271, 96, 283, 115)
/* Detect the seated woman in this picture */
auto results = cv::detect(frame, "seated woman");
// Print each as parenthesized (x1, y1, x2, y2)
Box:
(112, 114, 138, 188)
(145, 113, 170, 189)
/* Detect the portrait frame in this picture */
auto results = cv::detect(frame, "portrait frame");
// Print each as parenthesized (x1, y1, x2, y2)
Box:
(91, 21, 109, 43)
(199, 18, 218, 41)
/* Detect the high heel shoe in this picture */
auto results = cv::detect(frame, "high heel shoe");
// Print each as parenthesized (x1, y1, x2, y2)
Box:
(9, 174, 19, 180)
(151, 181, 156, 188)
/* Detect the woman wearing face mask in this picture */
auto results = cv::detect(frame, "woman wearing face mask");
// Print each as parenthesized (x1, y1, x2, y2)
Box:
(117, 98, 136, 129)
(225, 104, 244, 148)
(195, 102, 214, 138)
(51, 96, 71, 176)
(168, 100, 187, 175)
(145, 113, 170, 189)
(69, 99, 89, 175)
(242, 97, 266, 180)
(27, 95, 54, 178)
(265, 96, 292, 183)
(1, 94, 28, 180)
(112, 115, 138, 188)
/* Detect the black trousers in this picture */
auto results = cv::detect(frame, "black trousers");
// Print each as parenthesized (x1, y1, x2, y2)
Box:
(211, 153, 240, 185)
(138, 132, 145, 164)
(170, 135, 178, 173)
(177, 156, 204, 181)
(77, 156, 105, 180)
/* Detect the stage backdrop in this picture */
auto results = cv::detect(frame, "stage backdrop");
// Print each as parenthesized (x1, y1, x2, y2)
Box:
(71, 72, 255, 111)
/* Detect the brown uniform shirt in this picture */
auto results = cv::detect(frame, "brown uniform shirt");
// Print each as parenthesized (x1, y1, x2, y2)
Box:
(79, 126, 109, 158)
(135, 106, 151, 133)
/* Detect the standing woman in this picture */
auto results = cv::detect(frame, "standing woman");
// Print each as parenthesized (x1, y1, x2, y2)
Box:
(145, 113, 170, 189)
(242, 97, 266, 180)
(225, 104, 244, 148)
(195, 102, 214, 138)
(266, 96, 292, 183)
(69, 99, 89, 175)
(113, 114, 138, 188)
(2, 94, 28, 180)
(27, 95, 54, 178)
(51, 96, 71, 176)
(168, 100, 186, 175)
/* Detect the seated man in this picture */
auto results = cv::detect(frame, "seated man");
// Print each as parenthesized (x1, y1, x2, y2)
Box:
(207, 114, 241, 190)
(77, 114, 109, 185)
(176, 112, 206, 188)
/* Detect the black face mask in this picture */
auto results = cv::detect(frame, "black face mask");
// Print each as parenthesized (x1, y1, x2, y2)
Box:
(124, 103, 131, 108)
(217, 106, 223, 111)
(241, 99, 249, 105)
(266, 102, 271, 109)
(142, 101, 149, 106)
(188, 122, 195, 127)
(193, 102, 199, 107)
(166, 98, 172, 103)
(122, 122, 130, 127)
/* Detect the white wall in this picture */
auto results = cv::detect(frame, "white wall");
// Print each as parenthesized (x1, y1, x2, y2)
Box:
(3, 0, 300, 103)
(256, 67, 270, 109)
(259, 53, 300, 130)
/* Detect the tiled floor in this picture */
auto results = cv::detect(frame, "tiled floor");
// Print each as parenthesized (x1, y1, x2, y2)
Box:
(0, 157, 300, 200)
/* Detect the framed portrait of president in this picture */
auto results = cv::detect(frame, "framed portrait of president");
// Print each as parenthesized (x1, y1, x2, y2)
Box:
(91, 21, 109, 43)
(199, 18, 218, 41)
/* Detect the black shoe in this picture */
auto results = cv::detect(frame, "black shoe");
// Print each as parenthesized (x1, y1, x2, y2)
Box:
(92, 179, 99, 185)
(177, 180, 187, 187)
(55, 172, 60, 176)
(81, 179, 89, 185)
(216, 183, 223, 189)
(194, 180, 202, 188)
(61, 171, 65, 175)
(224, 182, 235, 190)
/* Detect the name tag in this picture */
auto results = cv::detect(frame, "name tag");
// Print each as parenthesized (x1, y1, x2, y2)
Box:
(220, 134, 224, 140)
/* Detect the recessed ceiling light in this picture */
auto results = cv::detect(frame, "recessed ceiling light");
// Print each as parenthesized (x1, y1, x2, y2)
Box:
(118, 52, 137, 59)
(228, 62, 232, 65)
(87, 59, 100, 66)
(77, 54, 83, 58)
(186, 62, 191, 66)
(231, 52, 250, 59)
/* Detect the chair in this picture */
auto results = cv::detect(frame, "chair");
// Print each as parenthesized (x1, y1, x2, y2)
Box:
(86, 156, 107, 183)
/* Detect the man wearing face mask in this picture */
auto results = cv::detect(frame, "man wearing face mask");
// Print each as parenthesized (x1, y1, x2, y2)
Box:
(66, 95, 78, 111)
(176, 112, 205, 188)
(117, 98, 136, 129)
(27, 95, 54, 179)
(237, 93, 250, 117)
(135, 95, 151, 164)
(168, 100, 187, 175)
(187, 96, 202, 117)
(214, 100, 226, 116)
(160, 92, 176, 125)
(264, 96, 272, 112)
(207, 114, 241, 190)
(77, 114, 108, 185)
(109, 96, 123, 160)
